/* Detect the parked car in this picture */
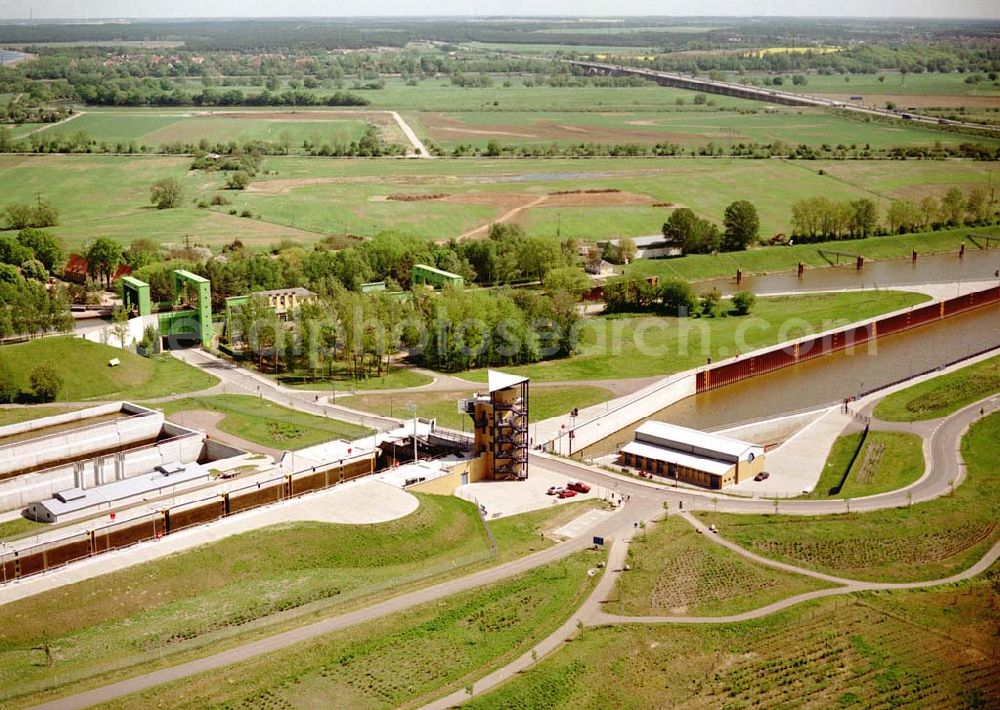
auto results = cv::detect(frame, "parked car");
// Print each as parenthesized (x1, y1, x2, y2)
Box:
(754, 471, 771, 482)
(566, 481, 591, 493)
(547, 486, 566, 496)
(557, 489, 578, 499)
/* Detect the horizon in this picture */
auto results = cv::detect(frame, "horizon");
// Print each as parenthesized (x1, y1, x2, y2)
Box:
(0, 2, 998, 21)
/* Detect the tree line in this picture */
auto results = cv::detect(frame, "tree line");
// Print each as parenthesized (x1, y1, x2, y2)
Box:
(789, 187, 993, 241)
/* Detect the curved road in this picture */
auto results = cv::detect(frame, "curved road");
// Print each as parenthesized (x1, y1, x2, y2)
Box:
(27, 393, 998, 710)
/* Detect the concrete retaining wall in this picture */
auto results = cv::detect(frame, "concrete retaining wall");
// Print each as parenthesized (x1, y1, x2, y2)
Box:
(0, 433, 204, 513)
(696, 285, 999, 392)
(0, 402, 123, 440)
(551, 373, 696, 455)
(0, 410, 164, 477)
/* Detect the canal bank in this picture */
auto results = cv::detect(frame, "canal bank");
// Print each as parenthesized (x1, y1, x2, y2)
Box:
(543, 283, 999, 459)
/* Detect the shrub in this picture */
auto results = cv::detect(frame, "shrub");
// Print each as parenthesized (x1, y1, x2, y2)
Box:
(226, 171, 252, 190)
(211, 194, 231, 206)
(731, 291, 756, 316)
(29, 364, 62, 402)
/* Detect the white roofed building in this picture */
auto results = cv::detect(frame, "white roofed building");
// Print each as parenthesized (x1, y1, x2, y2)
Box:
(619, 421, 765, 490)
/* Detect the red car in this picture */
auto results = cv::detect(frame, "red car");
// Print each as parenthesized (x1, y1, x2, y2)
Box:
(557, 489, 578, 499)
(566, 481, 591, 494)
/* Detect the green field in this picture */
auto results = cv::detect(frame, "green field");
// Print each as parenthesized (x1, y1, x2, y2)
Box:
(346, 384, 615, 430)
(782, 71, 1000, 99)
(456, 290, 928, 383)
(0, 495, 596, 707)
(43, 109, 406, 152)
(1, 153, 993, 250)
(874, 353, 1000, 422)
(95, 550, 603, 710)
(410, 106, 995, 151)
(0, 338, 217, 401)
(610, 516, 830, 617)
(155, 395, 370, 450)
(809, 431, 925, 499)
(468, 570, 1000, 709)
(696, 410, 1000, 583)
(276, 363, 434, 392)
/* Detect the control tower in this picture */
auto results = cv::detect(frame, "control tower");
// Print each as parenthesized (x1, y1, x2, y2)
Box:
(459, 370, 529, 481)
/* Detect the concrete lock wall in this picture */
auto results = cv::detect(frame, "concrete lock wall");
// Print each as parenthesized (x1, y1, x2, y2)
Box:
(0, 411, 164, 477)
(78, 314, 158, 350)
(0, 433, 204, 513)
(0, 402, 123, 441)
(555, 373, 697, 455)
(697, 286, 1000, 393)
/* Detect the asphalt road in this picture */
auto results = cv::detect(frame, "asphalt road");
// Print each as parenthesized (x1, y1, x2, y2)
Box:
(29, 394, 998, 710)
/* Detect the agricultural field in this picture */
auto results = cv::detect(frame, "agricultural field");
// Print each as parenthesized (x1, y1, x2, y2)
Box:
(782, 71, 1000, 106)
(609, 516, 830, 617)
(455, 290, 928, 383)
(695, 411, 1000, 583)
(155, 395, 371, 450)
(408, 106, 994, 151)
(0, 495, 591, 708)
(40, 108, 408, 152)
(467, 570, 1000, 709)
(93, 550, 603, 710)
(809, 431, 925, 499)
(345, 384, 615, 430)
(0, 338, 217, 401)
(1, 153, 993, 250)
(874, 353, 1000, 422)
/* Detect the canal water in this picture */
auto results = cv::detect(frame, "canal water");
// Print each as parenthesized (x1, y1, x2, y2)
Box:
(697, 248, 1000, 296)
(580, 303, 1000, 456)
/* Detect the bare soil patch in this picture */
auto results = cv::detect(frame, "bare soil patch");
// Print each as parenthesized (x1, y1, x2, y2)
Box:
(190, 110, 392, 122)
(420, 112, 706, 145)
(386, 193, 448, 202)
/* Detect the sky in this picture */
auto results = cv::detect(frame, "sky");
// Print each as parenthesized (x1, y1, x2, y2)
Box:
(0, 0, 998, 20)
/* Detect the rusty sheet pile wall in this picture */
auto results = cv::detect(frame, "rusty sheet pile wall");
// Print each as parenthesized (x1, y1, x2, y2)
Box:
(0, 455, 374, 583)
(696, 286, 999, 393)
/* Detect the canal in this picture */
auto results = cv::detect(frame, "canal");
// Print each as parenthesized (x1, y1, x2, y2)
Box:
(697, 247, 1000, 296)
(580, 300, 1000, 457)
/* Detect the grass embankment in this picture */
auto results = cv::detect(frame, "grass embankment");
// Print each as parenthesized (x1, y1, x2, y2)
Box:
(347, 384, 615, 430)
(467, 569, 1000, 709)
(626, 225, 995, 283)
(809, 431, 925, 499)
(279, 364, 434, 392)
(874, 353, 1000, 422)
(0, 517, 46, 542)
(156, 394, 370, 450)
(609, 516, 830, 617)
(99, 550, 604, 710)
(0, 338, 217, 402)
(695, 411, 1000, 583)
(459, 290, 928, 383)
(0, 495, 593, 707)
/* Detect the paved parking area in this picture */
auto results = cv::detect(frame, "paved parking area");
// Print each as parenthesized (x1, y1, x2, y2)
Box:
(457, 466, 614, 519)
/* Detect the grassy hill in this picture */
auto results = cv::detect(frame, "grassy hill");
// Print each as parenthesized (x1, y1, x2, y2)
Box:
(0, 337, 218, 401)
